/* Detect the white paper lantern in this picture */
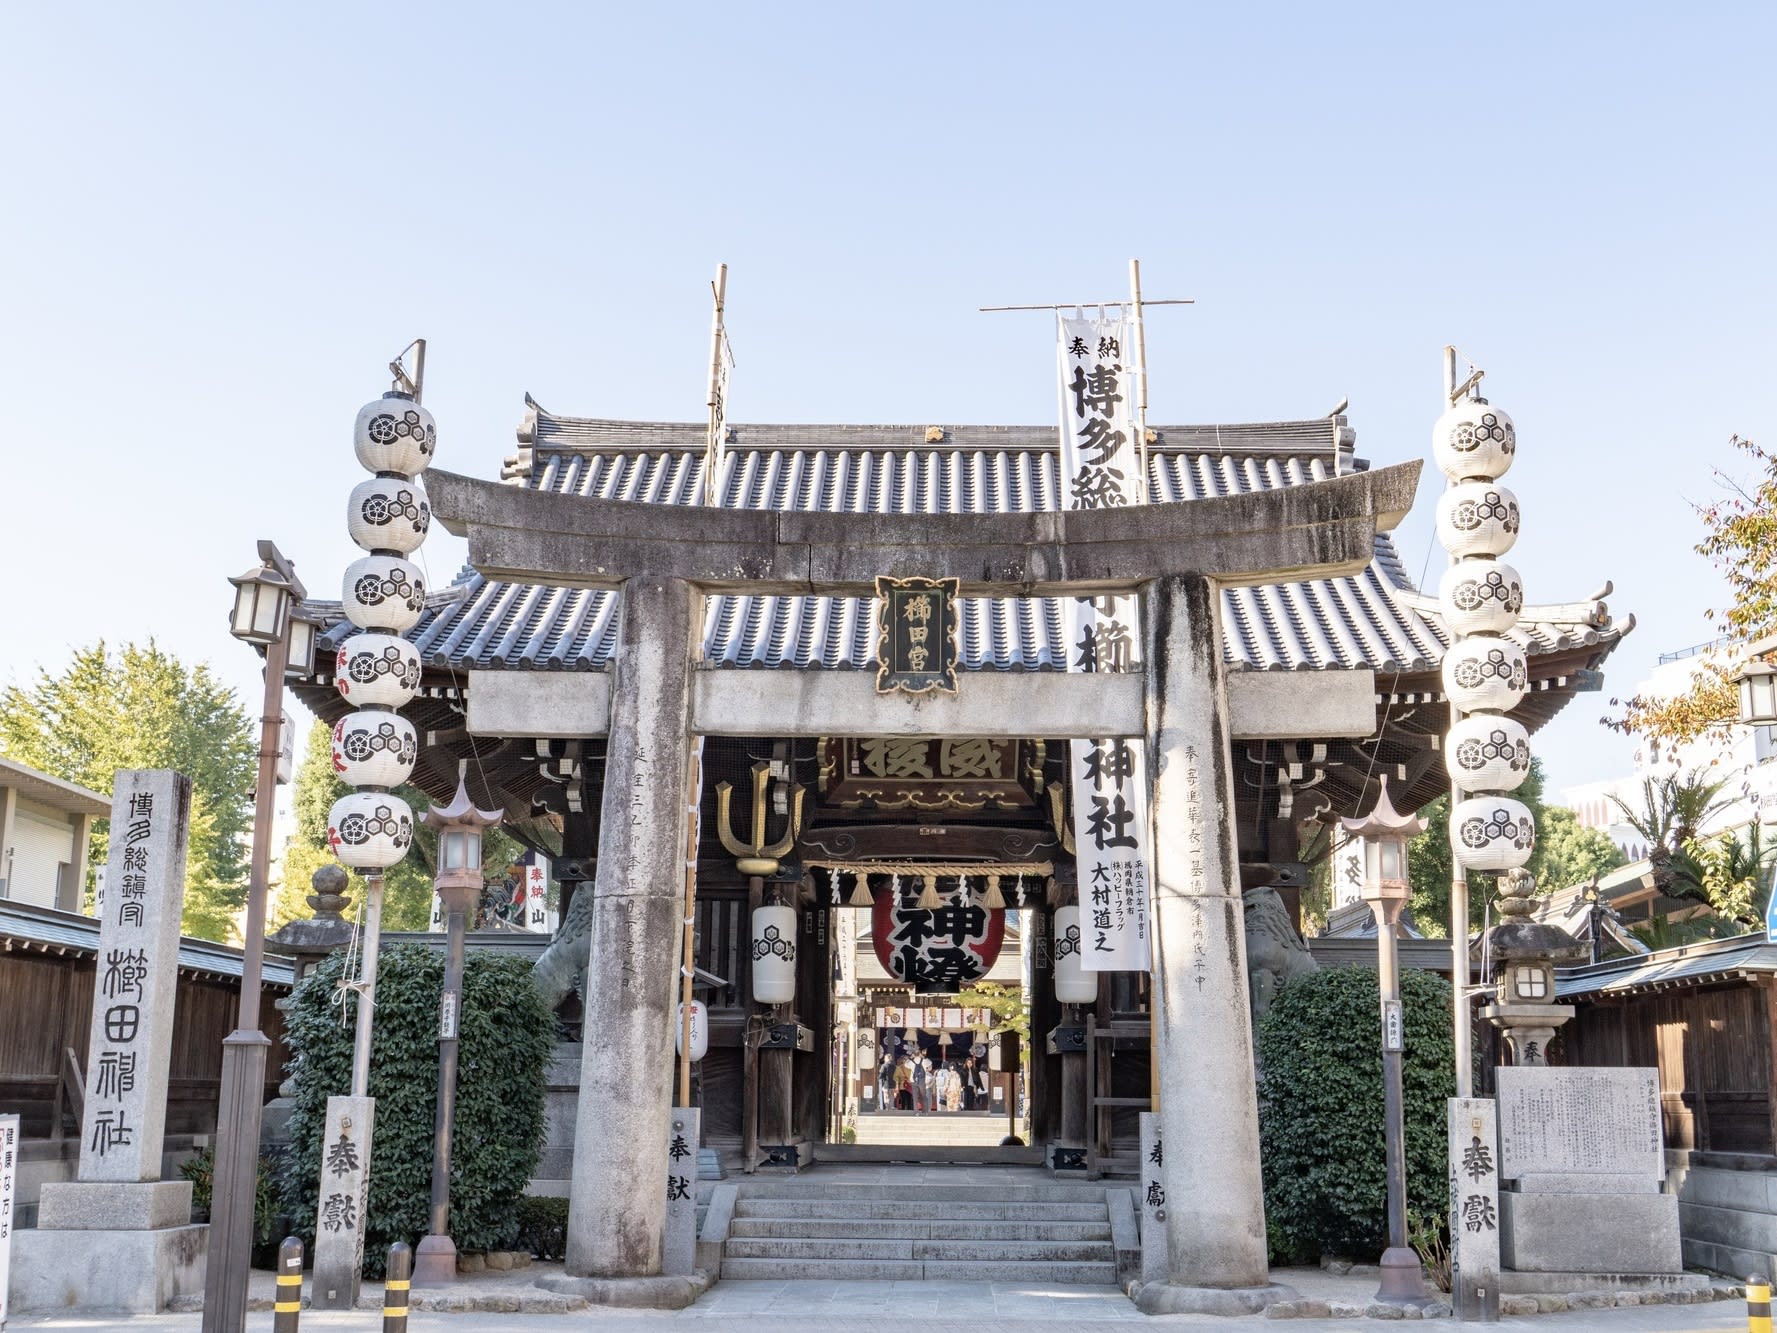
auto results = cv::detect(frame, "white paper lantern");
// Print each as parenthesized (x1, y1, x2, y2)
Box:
(752, 904, 797, 1004)
(988, 1040, 1003, 1072)
(1434, 400, 1516, 483)
(331, 710, 419, 790)
(1446, 714, 1532, 794)
(354, 394, 437, 477)
(1441, 635, 1528, 714)
(347, 475, 431, 555)
(342, 555, 427, 633)
(333, 633, 423, 708)
(1438, 560, 1525, 637)
(326, 790, 415, 869)
(1452, 795, 1536, 871)
(857, 1032, 876, 1069)
(1436, 482, 1520, 559)
(675, 1000, 709, 1062)
(1053, 905, 1096, 1004)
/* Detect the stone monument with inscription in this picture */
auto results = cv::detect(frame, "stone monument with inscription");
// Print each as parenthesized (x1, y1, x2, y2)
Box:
(11, 770, 207, 1314)
(1495, 1066, 1684, 1287)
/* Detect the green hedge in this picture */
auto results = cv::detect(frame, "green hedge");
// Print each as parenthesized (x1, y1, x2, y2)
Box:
(1257, 964, 1454, 1261)
(279, 943, 553, 1274)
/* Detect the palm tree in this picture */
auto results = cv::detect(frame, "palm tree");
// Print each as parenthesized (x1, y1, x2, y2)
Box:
(1609, 773, 1732, 903)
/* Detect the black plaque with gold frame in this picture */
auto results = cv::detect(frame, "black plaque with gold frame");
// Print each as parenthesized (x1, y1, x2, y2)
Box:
(875, 575, 959, 695)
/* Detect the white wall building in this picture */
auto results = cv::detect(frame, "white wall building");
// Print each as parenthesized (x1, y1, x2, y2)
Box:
(0, 758, 107, 913)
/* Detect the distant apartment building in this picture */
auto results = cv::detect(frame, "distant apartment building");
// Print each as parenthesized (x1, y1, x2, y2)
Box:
(1564, 640, 1777, 858)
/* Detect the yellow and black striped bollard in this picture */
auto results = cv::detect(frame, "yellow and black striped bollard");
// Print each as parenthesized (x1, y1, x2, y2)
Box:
(1750, 1274, 1772, 1333)
(273, 1236, 303, 1333)
(383, 1241, 412, 1333)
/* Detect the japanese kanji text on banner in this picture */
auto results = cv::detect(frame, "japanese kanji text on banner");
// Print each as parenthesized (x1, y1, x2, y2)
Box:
(1058, 314, 1151, 971)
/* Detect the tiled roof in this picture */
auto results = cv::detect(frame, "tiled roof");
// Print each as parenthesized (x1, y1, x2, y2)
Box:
(1557, 932, 1777, 1000)
(0, 900, 296, 986)
(314, 410, 1629, 679)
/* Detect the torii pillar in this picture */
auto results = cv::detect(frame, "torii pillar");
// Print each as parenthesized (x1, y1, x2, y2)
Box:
(428, 458, 1420, 1305)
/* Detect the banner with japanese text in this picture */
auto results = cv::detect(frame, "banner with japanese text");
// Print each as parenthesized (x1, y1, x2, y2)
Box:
(1058, 315, 1151, 971)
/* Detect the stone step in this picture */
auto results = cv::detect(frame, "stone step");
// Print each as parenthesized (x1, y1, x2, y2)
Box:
(728, 1217, 1114, 1242)
(734, 1198, 1107, 1222)
(723, 1236, 1115, 1263)
(737, 1181, 1097, 1203)
(720, 1256, 1118, 1283)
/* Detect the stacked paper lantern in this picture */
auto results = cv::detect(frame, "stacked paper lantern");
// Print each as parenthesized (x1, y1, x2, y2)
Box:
(1435, 399, 1535, 872)
(325, 392, 435, 869)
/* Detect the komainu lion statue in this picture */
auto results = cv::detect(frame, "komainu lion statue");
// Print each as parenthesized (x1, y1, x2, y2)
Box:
(532, 884, 595, 1011)
(1242, 885, 1317, 1022)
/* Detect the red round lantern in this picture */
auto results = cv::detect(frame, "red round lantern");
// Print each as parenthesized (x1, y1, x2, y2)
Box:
(871, 879, 1005, 994)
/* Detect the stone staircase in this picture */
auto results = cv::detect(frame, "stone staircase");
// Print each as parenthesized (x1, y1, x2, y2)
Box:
(720, 1181, 1120, 1282)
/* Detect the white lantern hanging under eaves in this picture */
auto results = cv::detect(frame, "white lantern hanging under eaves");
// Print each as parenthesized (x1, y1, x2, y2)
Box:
(342, 554, 427, 633)
(1433, 400, 1517, 483)
(331, 710, 419, 790)
(326, 790, 416, 868)
(1437, 560, 1525, 637)
(1435, 482, 1521, 559)
(1446, 714, 1532, 793)
(347, 475, 432, 554)
(354, 393, 437, 477)
(752, 904, 797, 1004)
(857, 1029, 876, 1069)
(675, 1000, 709, 1062)
(334, 632, 424, 708)
(1053, 905, 1097, 1004)
(1441, 635, 1528, 714)
(1452, 795, 1536, 871)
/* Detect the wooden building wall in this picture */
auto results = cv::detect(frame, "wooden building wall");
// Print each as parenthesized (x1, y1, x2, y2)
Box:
(1564, 979, 1776, 1158)
(0, 948, 289, 1139)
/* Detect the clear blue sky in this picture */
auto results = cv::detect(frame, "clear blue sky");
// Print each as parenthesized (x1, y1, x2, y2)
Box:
(3, 4, 1774, 796)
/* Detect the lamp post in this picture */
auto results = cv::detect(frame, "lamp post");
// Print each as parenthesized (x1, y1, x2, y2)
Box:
(412, 777, 502, 1286)
(205, 541, 315, 1333)
(1340, 775, 1427, 1307)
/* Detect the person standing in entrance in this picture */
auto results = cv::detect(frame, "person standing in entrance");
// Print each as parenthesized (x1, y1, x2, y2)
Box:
(912, 1054, 929, 1113)
(892, 1057, 912, 1110)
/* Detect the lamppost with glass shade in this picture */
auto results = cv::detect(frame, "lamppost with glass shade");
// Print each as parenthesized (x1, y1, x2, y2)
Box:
(1339, 775, 1427, 1307)
(412, 776, 503, 1286)
(204, 541, 315, 1333)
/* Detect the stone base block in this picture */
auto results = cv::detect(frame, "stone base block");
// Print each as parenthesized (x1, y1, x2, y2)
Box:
(36, 1179, 192, 1230)
(1133, 1280, 1298, 1315)
(1516, 1172, 1661, 1194)
(10, 1222, 206, 1313)
(533, 1270, 713, 1308)
(1501, 1190, 1682, 1274)
(1495, 1270, 1710, 1295)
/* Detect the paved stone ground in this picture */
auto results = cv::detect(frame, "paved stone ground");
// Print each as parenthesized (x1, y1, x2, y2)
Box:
(7, 1267, 1752, 1330)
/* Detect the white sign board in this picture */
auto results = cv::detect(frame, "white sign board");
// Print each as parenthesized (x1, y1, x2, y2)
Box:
(1058, 314, 1151, 972)
(1497, 1066, 1665, 1179)
(0, 1113, 17, 1324)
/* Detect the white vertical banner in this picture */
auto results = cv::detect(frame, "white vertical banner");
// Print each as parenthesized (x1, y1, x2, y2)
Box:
(523, 858, 554, 933)
(0, 1111, 16, 1324)
(1331, 833, 1368, 909)
(428, 891, 444, 933)
(1059, 314, 1151, 971)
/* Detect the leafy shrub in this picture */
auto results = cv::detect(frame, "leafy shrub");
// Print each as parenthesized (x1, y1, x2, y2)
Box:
(180, 1146, 278, 1243)
(279, 943, 553, 1275)
(515, 1194, 570, 1261)
(1257, 964, 1454, 1261)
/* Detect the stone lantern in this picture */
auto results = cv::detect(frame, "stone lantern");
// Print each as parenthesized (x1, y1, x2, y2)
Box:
(1482, 868, 1587, 1067)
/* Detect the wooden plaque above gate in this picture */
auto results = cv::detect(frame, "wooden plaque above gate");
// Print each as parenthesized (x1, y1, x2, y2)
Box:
(875, 575, 959, 695)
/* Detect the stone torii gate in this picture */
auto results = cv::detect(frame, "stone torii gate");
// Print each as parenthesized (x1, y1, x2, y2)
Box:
(430, 459, 1420, 1311)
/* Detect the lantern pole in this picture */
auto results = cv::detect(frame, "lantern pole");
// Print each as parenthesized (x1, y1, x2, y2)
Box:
(204, 550, 299, 1333)
(350, 873, 384, 1098)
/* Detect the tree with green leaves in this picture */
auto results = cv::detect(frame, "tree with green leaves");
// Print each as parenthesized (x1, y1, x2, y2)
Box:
(1613, 435, 1775, 744)
(1404, 758, 1623, 937)
(277, 719, 526, 933)
(0, 641, 255, 941)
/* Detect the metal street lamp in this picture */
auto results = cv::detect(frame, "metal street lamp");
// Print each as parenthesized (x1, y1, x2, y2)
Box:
(1340, 775, 1427, 1307)
(1737, 639, 1777, 726)
(412, 776, 503, 1286)
(205, 540, 306, 1333)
